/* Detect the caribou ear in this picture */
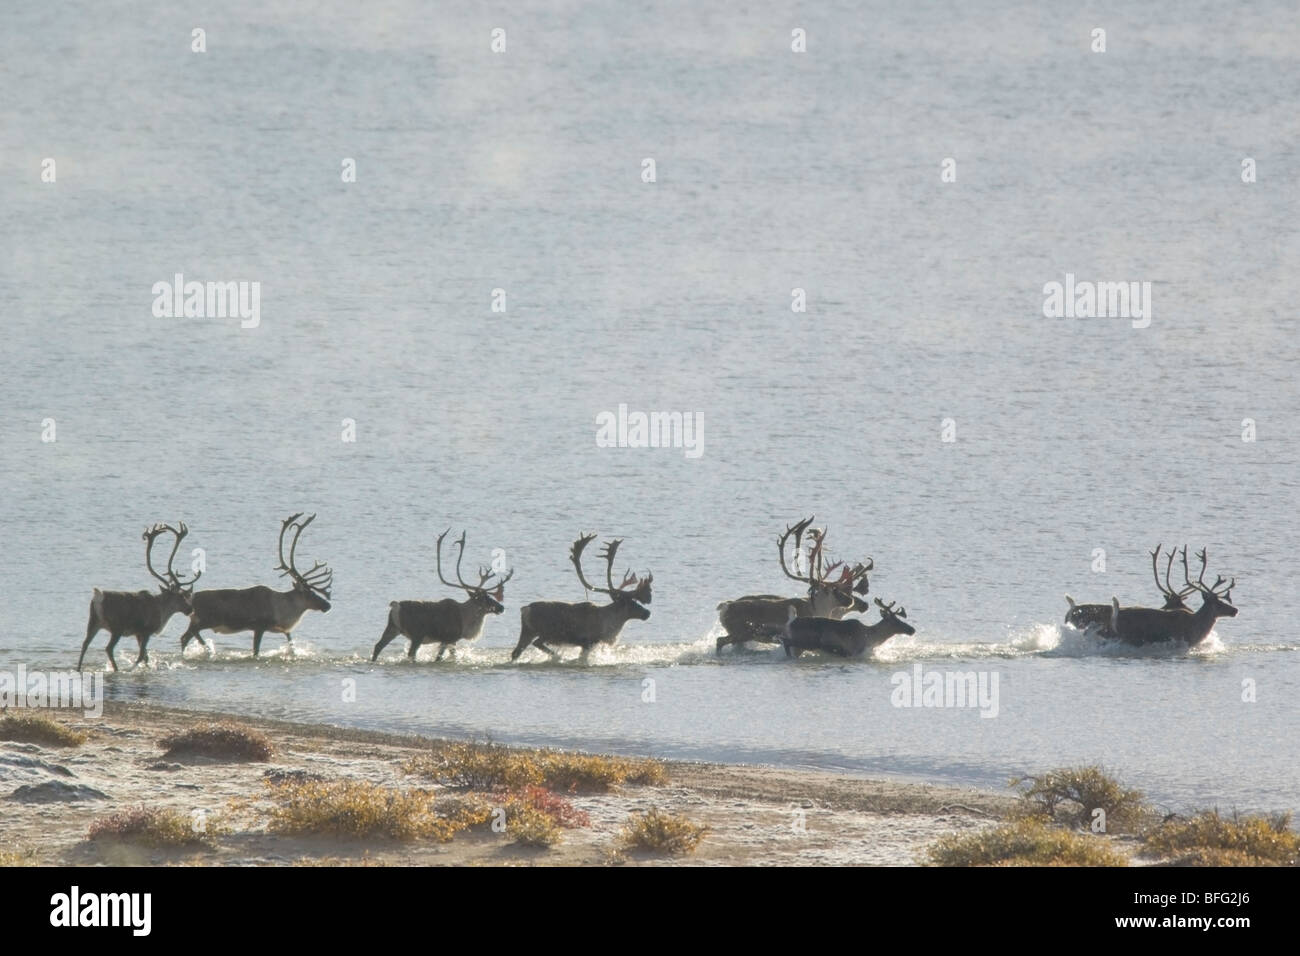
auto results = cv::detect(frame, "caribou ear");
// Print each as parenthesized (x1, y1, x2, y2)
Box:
(493, 585, 504, 601)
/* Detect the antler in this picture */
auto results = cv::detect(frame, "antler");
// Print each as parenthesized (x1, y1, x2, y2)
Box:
(875, 597, 907, 619)
(277, 513, 331, 597)
(600, 539, 624, 593)
(570, 533, 601, 593)
(1151, 544, 1174, 598)
(144, 522, 200, 590)
(1182, 547, 1209, 593)
(1170, 546, 1197, 599)
(439, 530, 514, 596)
(435, 529, 457, 589)
(848, 559, 873, 595)
(570, 534, 648, 600)
(1183, 547, 1234, 597)
(806, 526, 830, 584)
(777, 517, 815, 584)
(477, 563, 515, 596)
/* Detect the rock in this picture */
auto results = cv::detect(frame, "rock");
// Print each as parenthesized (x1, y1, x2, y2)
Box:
(0, 753, 75, 780)
(7, 781, 110, 803)
(263, 768, 325, 785)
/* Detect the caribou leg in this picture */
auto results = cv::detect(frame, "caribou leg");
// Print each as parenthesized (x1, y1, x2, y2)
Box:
(435, 644, 449, 662)
(532, 640, 561, 661)
(105, 633, 123, 671)
(79, 617, 102, 671)
(371, 620, 401, 661)
(252, 630, 265, 657)
(179, 619, 203, 653)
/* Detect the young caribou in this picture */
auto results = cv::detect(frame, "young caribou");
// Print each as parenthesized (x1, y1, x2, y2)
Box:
(715, 516, 871, 654)
(776, 598, 915, 658)
(178, 513, 332, 657)
(512, 534, 652, 662)
(372, 529, 514, 662)
(79, 522, 201, 670)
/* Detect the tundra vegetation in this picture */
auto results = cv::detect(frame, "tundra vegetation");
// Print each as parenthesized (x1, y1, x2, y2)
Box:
(0, 712, 87, 747)
(618, 808, 708, 855)
(928, 765, 1297, 866)
(87, 806, 224, 849)
(159, 722, 274, 762)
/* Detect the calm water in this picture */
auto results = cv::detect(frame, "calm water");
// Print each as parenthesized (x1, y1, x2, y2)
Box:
(2, 1, 1298, 814)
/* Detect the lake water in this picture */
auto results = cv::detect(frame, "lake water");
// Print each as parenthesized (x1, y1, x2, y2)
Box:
(2, 0, 1298, 814)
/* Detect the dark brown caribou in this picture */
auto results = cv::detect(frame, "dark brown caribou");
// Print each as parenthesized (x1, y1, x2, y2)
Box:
(372, 529, 514, 662)
(715, 516, 871, 654)
(776, 598, 916, 658)
(1105, 549, 1238, 646)
(511, 534, 652, 662)
(178, 513, 332, 657)
(79, 522, 200, 670)
(1065, 543, 1195, 632)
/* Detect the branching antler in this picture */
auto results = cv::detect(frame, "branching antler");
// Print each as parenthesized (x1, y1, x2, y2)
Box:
(570, 533, 650, 602)
(144, 522, 200, 591)
(1183, 547, 1234, 599)
(875, 597, 907, 619)
(277, 513, 331, 598)
(570, 533, 600, 593)
(435, 529, 512, 598)
(777, 517, 816, 584)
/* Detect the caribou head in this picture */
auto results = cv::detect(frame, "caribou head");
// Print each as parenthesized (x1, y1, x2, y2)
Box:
(571, 533, 653, 619)
(436, 528, 514, 615)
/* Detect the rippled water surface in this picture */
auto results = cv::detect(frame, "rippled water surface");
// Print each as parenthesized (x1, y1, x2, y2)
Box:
(1, 0, 1297, 812)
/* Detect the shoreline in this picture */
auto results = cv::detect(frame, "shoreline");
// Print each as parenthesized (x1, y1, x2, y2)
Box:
(2, 701, 1016, 866)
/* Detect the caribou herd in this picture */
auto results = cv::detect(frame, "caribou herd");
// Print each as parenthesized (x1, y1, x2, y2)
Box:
(76, 514, 1240, 669)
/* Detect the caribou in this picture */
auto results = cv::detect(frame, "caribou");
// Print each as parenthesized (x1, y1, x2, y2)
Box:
(1065, 543, 1195, 632)
(372, 530, 514, 662)
(776, 598, 915, 658)
(79, 522, 201, 670)
(715, 516, 871, 654)
(1106, 549, 1238, 646)
(511, 534, 652, 662)
(178, 513, 332, 657)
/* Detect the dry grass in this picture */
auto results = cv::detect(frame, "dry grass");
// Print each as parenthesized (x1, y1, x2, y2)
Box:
(1011, 766, 1150, 832)
(0, 713, 87, 747)
(159, 722, 273, 762)
(434, 793, 496, 829)
(0, 847, 37, 866)
(429, 787, 585, 848)
(265, 779, 455, 841)
(290, 854, 388, 867)
(507, 805, 564, 847)
(402, 740, 666, 793)
(87, 806, 222, 849)
(1143, 811, 1300, 866)
(619, 808, 707, 855)
(927, 819, 1129, 866)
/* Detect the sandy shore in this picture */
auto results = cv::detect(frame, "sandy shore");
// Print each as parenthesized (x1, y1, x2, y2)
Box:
(1, 702, 1016, 866)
